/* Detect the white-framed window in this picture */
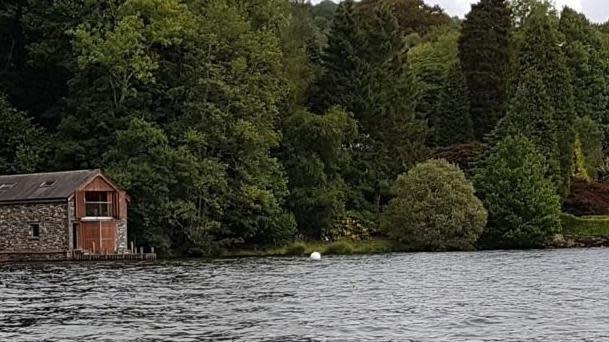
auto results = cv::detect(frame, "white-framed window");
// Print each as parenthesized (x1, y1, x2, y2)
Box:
(85, 191, 113, 217)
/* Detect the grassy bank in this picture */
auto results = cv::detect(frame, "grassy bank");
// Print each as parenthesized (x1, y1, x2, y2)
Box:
(222, 214, 609, 258)
(224, 239, 397, 257)
(561, 213, 609, 236)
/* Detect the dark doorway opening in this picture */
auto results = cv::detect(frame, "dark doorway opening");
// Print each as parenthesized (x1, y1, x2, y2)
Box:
(73, 223, 79, 249)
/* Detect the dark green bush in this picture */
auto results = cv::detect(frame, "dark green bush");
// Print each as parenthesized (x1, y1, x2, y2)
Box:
(474, 136, 562, 248)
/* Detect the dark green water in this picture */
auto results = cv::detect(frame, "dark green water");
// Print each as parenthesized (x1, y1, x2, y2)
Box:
(2, 248, 609, 341)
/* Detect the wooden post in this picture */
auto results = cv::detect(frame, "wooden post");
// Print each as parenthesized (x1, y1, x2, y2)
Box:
(92, 241, 96, 254)
(99, 220, 102, 253)
(151, 247, 155, 255)
(139, 247, 143, 255)
(130, 241, 134, 254)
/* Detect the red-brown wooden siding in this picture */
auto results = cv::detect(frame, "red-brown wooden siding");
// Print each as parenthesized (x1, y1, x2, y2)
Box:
(78, 221, 118, 253)
(83, 177, 116, 192)
(75, 191, 85, 218)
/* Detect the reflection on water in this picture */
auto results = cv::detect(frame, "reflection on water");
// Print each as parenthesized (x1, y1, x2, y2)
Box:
(2, 249, 609, 341)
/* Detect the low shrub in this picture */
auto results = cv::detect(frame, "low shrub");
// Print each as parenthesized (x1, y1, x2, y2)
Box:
(324, 241, 354, 255)
(284, 242, 307, 256)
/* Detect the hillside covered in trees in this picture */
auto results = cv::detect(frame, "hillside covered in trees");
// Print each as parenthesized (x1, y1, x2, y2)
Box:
(1, 0, 609, 255)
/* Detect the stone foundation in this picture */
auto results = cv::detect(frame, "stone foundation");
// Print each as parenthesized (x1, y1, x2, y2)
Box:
(0, 251, 69, 262)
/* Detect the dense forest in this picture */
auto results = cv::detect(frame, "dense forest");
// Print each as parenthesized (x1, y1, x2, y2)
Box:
(1, 0, 609, 255)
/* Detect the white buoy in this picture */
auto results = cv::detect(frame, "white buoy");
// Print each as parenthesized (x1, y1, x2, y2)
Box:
(310, 251, 321, 260)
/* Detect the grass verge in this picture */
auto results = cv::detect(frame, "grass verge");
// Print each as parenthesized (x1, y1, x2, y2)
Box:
(561, 213, 609, 236)
(224, 239, 397, 257)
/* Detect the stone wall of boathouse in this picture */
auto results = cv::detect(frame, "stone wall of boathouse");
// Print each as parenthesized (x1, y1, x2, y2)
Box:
(118, 218, 128, 252)
(0, 202, 69, 261)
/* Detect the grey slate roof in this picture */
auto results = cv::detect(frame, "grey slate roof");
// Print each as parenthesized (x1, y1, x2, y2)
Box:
(0, 170, 100, 203)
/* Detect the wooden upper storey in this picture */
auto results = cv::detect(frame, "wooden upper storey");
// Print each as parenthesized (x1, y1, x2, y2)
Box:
(75, 174, 127, 219)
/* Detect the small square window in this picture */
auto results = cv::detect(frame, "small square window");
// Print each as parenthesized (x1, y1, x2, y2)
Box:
(31, 224, 40, 238)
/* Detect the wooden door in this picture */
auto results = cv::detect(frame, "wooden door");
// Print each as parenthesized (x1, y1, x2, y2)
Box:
(79, 221, 118, 253)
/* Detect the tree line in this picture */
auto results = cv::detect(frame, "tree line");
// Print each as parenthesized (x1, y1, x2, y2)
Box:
(1, 0, 608, 255)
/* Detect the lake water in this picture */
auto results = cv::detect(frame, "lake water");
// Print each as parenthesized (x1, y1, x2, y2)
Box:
(2, 249, 609, 341)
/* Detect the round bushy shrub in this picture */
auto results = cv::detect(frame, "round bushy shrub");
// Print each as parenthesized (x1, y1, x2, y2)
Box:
(474, 136, 562, 248)
(381, 159, 487, 251)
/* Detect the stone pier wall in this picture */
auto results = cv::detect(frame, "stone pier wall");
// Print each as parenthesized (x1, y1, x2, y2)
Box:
(117, 218, 128, 252)
(0, 202, 69, 253)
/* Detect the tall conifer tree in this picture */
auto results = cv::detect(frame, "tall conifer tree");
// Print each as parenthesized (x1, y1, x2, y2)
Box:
(314, 1, 428, 226)
(559, 7, 609, 151)
(310, 0, 366, 114)
(516, 8, 576, 195)
(494, 72, 561, 186)
(433, 64, 474, 146)
(458, 0, 511, 139)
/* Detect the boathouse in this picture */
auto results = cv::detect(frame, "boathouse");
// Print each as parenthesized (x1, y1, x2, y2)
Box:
(0, 169, 129, 262)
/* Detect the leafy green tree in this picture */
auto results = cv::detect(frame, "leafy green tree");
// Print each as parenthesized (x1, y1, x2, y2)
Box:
(53, 0, 197, 170)
(314, 1, 428, 228)
(0, 95, 45, 174)
(57, 0, 297, 253)
(458, 0, 512, 139)
(173, 0, 296, 248)
(381, 159, 487, 251)
(281, 107, 356, 238)
(0, 1, 123, 127)
(281, 1, 321, 110)
(509, 0, 551, 27)
(357, 0, 452, 36)
(474, 136, 562, 249)
(409, 29, 473, 146)
(410, 30, 473, 146)
(103, 118, 227, 256)
(310, 0, 338, 41)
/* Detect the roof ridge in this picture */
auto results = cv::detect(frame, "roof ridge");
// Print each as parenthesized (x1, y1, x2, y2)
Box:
(0, 169, 99, 178)
(0, 169, 104, 203)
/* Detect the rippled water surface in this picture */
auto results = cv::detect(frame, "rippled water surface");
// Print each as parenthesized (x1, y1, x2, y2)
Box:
(2, 249, 609, 341)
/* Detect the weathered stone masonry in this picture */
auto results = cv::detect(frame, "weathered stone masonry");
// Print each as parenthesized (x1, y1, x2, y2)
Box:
(0, 202, 69, 259)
